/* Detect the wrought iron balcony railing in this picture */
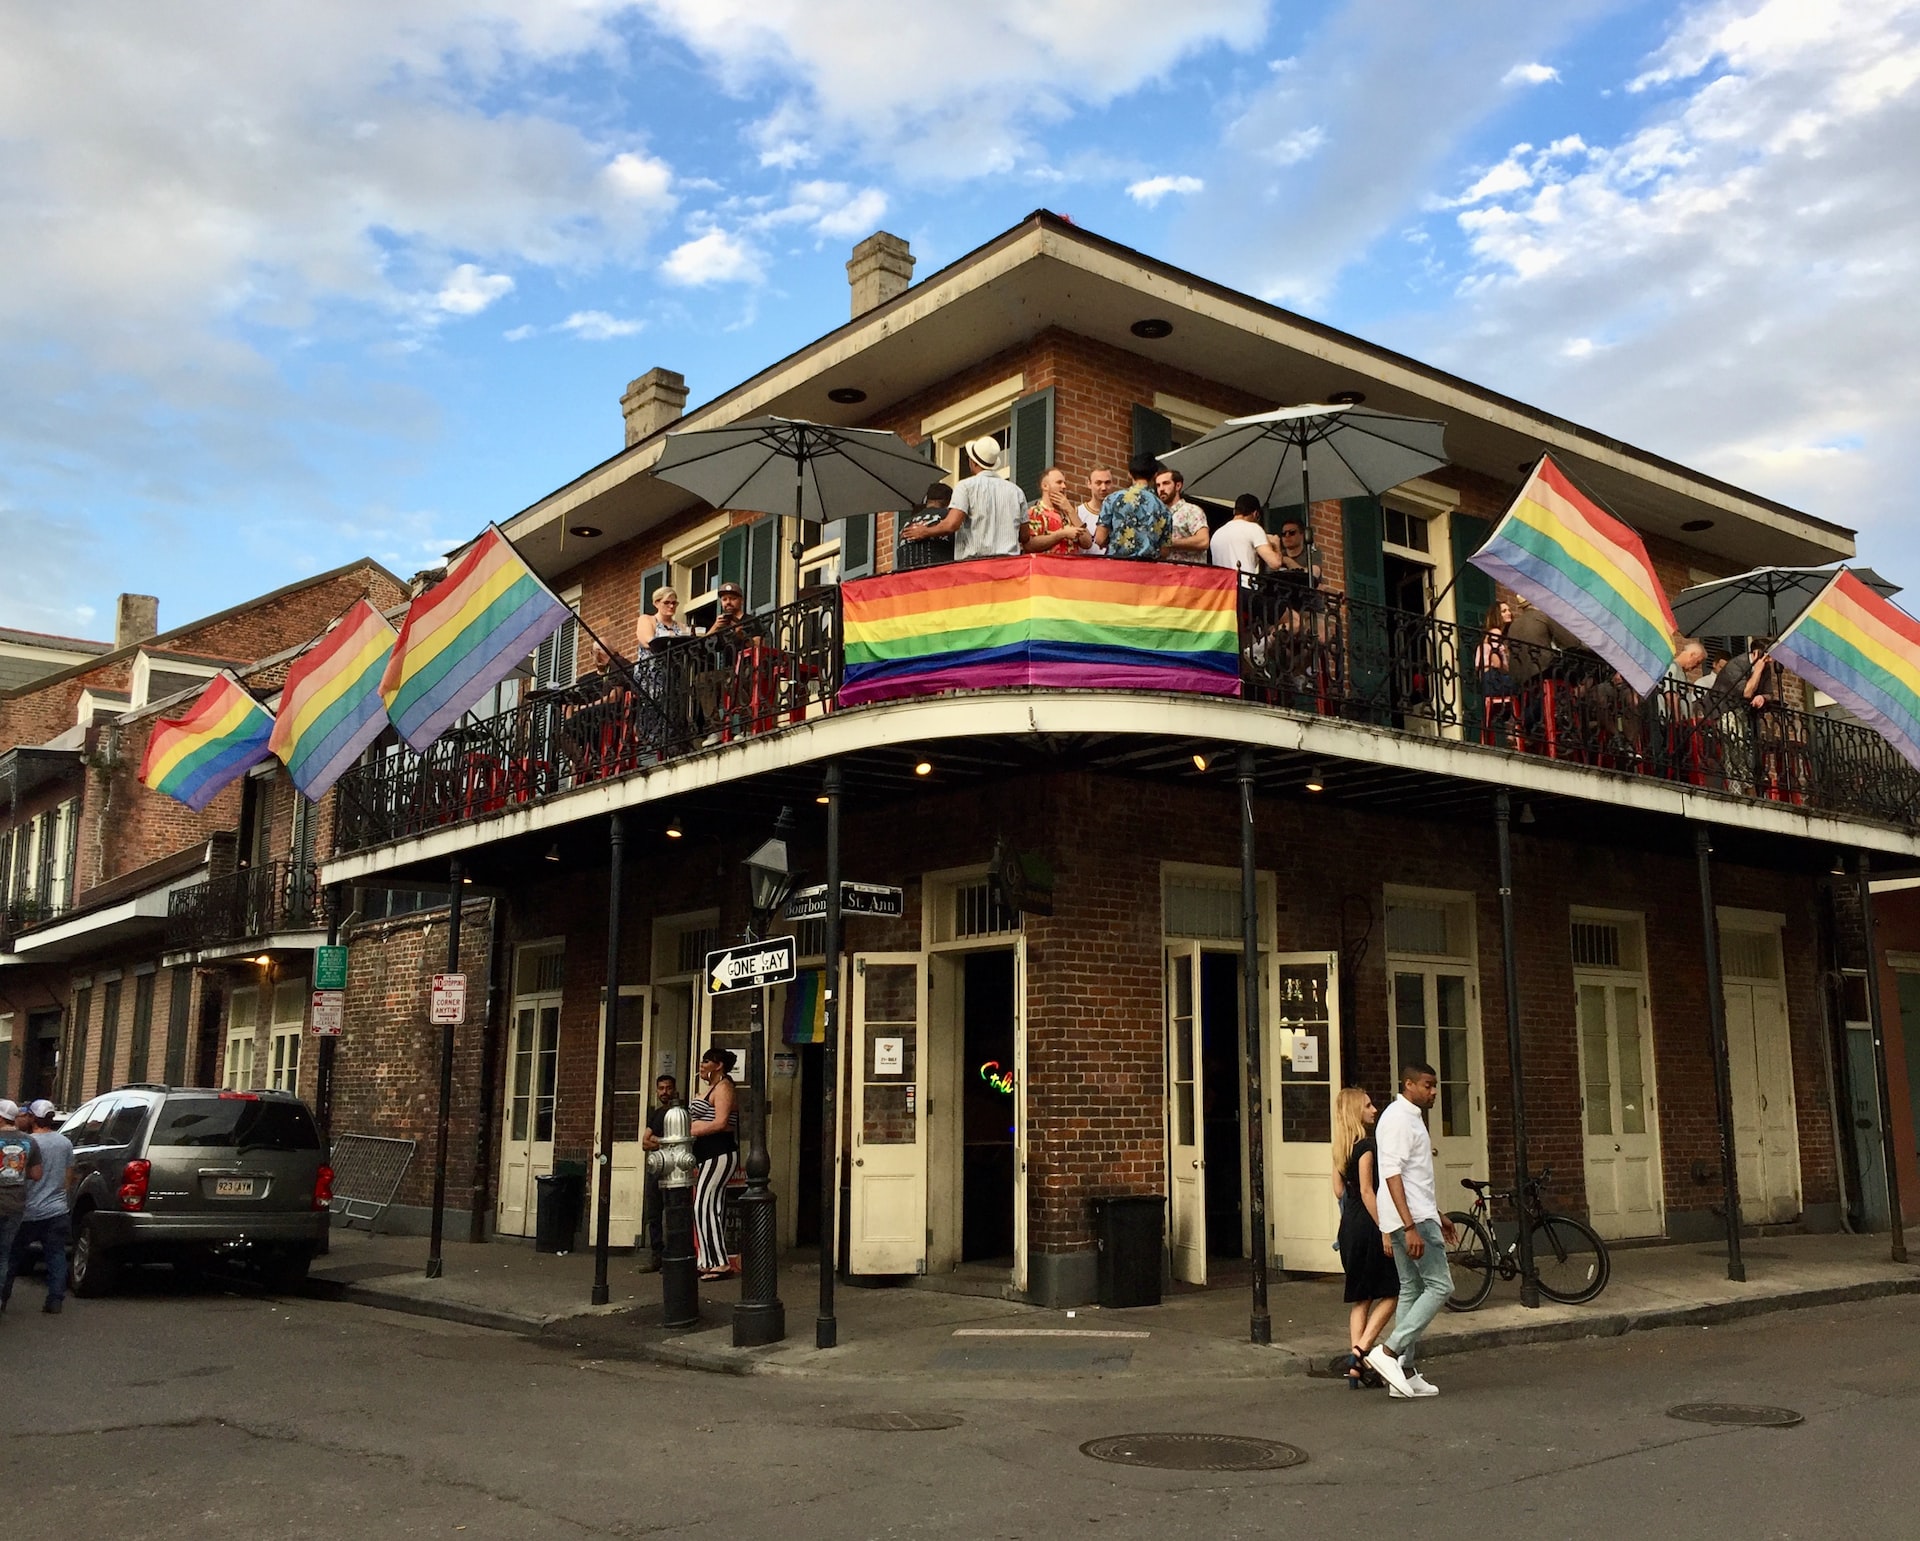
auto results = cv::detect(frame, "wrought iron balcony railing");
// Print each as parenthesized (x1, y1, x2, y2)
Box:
(327, 573, 1920, 857)
(166, 861, 330, 953)
(0, 894, 69, 949)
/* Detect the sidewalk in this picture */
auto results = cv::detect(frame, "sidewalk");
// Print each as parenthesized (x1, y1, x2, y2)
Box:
(307, 1226, 1919, 1384)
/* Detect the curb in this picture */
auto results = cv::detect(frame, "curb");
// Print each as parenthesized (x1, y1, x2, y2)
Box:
(305, 1277, 586, 1337)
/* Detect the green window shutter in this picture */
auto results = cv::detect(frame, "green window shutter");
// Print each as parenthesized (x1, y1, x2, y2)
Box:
(1342, 497, 1389, 721)
(1009, 387, 1055, 502)
(747, 516, 779, 613)
(1341, 497, 1386, 607)
(1448, 513, 1495, 628)
(838, 513, 875, 579)
(164, 966, 192, 1084)
(640, 561, 670, 611)
(1131, 404, 1174, 461)
(718, 523, 748, 591)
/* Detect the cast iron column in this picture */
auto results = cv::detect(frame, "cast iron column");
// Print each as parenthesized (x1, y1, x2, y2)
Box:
(1855, 852, 1909, 1263)
(1494, 791, 1539, 1307)
(1236, 748, 1271, 1345)
(592, 811, 625, 1306)
(318, 886, 343, 1152)
(426, 856, 462, 1280)
(733, 980, 786, 1346)
(818, 761, 842, 1348)
(1694, 826, 1745, 1282)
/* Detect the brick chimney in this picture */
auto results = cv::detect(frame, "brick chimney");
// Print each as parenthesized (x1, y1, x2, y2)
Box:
(115, 593, 159, 649)
(621, 367, 690, 448)
(847, 232, 914, 318)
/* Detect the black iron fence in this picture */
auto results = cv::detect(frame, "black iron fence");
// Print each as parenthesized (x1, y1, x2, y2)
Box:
(327, 573, 1920, 857)
(166, 861, 330, 952)
(0, 895, 66, 949)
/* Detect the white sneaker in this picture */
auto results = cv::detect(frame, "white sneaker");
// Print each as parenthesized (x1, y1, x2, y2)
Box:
(1365, 1345, 1413, 1396)
(1403, 1369, 1439, 1397)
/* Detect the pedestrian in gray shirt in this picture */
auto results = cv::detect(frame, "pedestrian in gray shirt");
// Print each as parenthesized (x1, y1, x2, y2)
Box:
(0, 1099, 41, 1318)
(4, 1099, 73, 1315)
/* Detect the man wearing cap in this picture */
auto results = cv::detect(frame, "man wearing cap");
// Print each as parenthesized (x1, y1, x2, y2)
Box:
(4, 1099, 73, 1315)
(0, 1100, 40, 1317)
(899, 437, 1023, 561)
(704, 580, 752, 639)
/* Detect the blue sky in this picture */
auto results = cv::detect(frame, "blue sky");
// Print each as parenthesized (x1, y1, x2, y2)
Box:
(3, 0, 1916, 639)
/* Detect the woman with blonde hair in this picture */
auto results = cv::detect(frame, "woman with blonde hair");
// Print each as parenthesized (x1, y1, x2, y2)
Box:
(1331, 1086, 1400, 1388)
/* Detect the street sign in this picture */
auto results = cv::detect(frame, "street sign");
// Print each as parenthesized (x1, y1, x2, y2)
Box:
(313, 945, 349, 991)
(430, 973, 467, 1025)
(310, 989, 344, 1037)
(786, 881, 905, 921)
(705, 938, 797, 995)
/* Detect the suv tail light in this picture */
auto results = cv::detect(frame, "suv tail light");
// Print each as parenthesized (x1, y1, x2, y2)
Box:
(313, 1165, 334, 1212)
(119, 1159, 152, 1212)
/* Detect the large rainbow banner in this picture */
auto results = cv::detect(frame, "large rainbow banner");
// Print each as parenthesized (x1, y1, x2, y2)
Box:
(381, 526, 571, 750)
(138, 672, 276, 812)
(1770, 569, 1920, 771)
(1469, 455, 1680, 697)
(839, 556, 1241, 706)
(269, 598, 398, 801)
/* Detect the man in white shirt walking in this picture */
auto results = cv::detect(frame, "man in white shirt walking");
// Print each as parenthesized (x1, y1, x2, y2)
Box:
(1366, 1063, 1456, 1398)
(899, 437, 1023, 561)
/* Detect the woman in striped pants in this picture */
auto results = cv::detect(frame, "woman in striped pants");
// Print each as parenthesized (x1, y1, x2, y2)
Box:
(687, 1047, 740, 1280)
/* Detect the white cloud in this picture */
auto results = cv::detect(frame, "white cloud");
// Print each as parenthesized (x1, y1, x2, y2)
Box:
(661, 227, 764, 285)
(557, 309, 647, 340)
(1503, 61, 1562, 85)
(433, 264, 515, 316)
(1267, 126, 1328, 166)
(1126, 174, 1205, 207)
(751, 180, 890, 238)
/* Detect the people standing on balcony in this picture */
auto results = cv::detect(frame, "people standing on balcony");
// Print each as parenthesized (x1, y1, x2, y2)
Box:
(1020, 467, 1093, 557)
(1076, 467, 1116, 556)
(1154, 468, 1210, 564)
(899, 437, 1022, 560)
(704, 581, 753, 639)
(1274, 514, 1323, 587)
(636, 587, 692, 651)
(1210, 495, 1284, 575)
(1477, 601, 1518, 744)
(1507, 596, 1578, 744)
(1331, 1088, 1398, 1391)
(1095, 454, 1173, 560)
(688, 1048, 740, 1281)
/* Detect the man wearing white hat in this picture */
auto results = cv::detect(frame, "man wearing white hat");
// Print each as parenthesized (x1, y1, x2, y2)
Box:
(0, 1099, 40, 1317)
(899, 436, 1023, 562)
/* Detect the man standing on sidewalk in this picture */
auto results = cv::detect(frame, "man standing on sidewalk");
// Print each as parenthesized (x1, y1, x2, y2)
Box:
(638, 1074, 680, 1272)
(5, 1099, 73, 1315)
(1366, 1064, 1455, 1398)
(0, 1100, 40, 1317)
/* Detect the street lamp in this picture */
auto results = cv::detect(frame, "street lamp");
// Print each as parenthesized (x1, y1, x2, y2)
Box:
(734, 807, 794, 1347)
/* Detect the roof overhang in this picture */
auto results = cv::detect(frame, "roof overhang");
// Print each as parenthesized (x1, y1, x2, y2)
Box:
(3, 871, 207, 963)
(502, 214, 1852, 579)
(0, 746, 84, 804)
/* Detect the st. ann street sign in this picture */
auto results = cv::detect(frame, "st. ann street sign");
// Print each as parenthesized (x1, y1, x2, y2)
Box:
(705, 937, 798, 995)
(786, 881, 905, 920)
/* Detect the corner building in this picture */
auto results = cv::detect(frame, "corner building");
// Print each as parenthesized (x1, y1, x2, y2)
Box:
(321, 214, 1915, 1305)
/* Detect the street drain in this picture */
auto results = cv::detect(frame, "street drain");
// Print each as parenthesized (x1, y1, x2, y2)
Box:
(834, 1411, 963, 1432)
(1667, 1403, 1804, 1428)
(1081, 1433, 1306, 1472)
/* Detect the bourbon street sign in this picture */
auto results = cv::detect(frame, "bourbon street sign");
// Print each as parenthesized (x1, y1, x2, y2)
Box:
(705, 938, 798, 995)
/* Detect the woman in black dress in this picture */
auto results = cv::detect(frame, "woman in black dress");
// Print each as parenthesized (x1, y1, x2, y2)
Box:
(1333, 1087, 1401, 1388)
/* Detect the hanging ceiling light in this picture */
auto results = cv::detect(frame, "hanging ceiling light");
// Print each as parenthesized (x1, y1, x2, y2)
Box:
(665, 816, 684, 839)
(1191, 753, 1210, 772)
(913, 760, 932, 777)
(1304, 765, 1325, 793)
(544, 843, 561, 862)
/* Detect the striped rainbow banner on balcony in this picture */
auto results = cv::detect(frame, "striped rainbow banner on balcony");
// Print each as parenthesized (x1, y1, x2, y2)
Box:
(1468, 455, 1680, 697)
(1770, 569, 1920, 771)
(269, 598, 398, 801)
(380, 525, 572, 750)
(839, 555, 1241, 706)
(138, 671, 276, 812)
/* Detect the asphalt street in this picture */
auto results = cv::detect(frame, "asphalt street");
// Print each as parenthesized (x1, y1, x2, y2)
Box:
(2, 1266, 1913, 1540)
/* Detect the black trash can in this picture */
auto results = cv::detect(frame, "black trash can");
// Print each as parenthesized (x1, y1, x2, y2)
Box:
(534, 1169, 586, 1255)
(1094, 1195, 1165, 1308)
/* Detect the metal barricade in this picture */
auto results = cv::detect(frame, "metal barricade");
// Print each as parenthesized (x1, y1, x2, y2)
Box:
(328, 1134, 417, 1228)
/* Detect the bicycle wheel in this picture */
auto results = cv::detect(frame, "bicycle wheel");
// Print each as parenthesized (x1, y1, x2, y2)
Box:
(1443, 1211, 1496, 1312)
(1529, 1214, 1610, 1304)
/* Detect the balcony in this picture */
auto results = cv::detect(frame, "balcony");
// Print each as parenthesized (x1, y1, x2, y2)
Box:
(0, 894, 70, 950)
(327, 574, 1920, 857)
(165, 861, 331, 954)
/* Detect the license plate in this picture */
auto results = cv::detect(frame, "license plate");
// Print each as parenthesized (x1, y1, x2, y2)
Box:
(213, 1177, 256, 1198)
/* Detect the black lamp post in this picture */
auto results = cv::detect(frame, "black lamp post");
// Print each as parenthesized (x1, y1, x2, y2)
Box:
(734, 809, 794, 1347)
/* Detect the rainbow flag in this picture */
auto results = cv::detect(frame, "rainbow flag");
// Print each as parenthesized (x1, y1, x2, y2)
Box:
(1770, 570, 1920, 770)
(1469, 455, 1680, 697)
(269, 599, 398, 801)
(840, 556, 1241, 705)
(782, 970, 827, 1046)
(138, 672, 276, 812)
(380, 526, 571, 750)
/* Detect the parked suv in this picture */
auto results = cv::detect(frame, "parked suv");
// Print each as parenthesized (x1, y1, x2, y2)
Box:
(58, 1085, 332, 1296)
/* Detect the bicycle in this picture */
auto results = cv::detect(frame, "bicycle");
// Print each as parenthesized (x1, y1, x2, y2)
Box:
(1443, 1166, 1611, 1310)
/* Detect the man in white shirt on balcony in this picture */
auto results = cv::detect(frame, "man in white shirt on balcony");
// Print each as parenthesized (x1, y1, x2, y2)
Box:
(1366, 1062, 1456, 1399)
(899, 437, 1022, 561)
(1210, 495, 1284, 575)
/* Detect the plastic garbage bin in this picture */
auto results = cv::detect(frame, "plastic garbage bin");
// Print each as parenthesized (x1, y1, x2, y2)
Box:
(1094, 1194, 1165, 1308)
(534, 1170, 586, 1255)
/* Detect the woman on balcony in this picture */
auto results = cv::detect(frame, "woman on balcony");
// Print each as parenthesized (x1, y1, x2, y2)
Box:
(1020, 467, 1092, 557)
(636, 586, 692, 650)
(1476, 601, 1518, 745)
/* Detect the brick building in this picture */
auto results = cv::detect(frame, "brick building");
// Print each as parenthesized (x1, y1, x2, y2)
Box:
(304, 213, 1914, 1304)
(0, 560, 405, 1115)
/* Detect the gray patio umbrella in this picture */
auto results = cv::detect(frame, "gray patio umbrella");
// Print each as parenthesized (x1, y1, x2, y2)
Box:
(651, 415, 940, 526)
(1156, 402, 1449, 510)
(1671, 564, 1902, 642)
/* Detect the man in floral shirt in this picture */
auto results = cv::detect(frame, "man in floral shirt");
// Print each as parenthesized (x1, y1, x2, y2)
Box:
(1096, 453, 1173, 560)
(1155, 467, 1211, 565)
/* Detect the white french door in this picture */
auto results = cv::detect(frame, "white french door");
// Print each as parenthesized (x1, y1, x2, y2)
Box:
(1267, 952, 1342, 1274)
(1164, 944, 1208, 1285)
(496, 997, 561, 1238)
(1575, 975, 1663, 1239)
(1387, 963, 1486, 1195)
(848, 954, 927, 1274)
(1724, 978, 1801, 1223)
(588, 985, 652, 1250)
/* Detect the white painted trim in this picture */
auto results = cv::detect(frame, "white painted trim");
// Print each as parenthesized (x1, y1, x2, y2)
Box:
(1716, 906, 1787, 932)
(919, 376, 1026, 443)
(662, 513, 731, 566)
(1883, 950, 1920, 971)
(1152, 393, 1228, 437)
(1384, 478, 1461, 515)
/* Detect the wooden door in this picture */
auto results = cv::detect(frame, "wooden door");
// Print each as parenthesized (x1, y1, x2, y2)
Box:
(1388, 965, 1486, 1193)
(589, 985, 652, 1249)
(497, 999, 560, 1238)
(1164, 944, 1207, 1284)
(1267, 951, 1341, 1274)
(848, 955, 927, 1274)
(1577, 977, 1663, 1239)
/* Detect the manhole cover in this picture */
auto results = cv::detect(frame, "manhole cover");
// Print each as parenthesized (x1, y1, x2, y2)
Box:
(834, 1411, 963, 1432)
(1667, 1403, 1804, 1428)
(1081, 1433, 1306, 1472)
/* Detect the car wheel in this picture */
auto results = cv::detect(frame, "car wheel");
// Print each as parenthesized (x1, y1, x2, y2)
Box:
(261, 1248, 312, 1292)
(69, 1212, 120, 1298)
